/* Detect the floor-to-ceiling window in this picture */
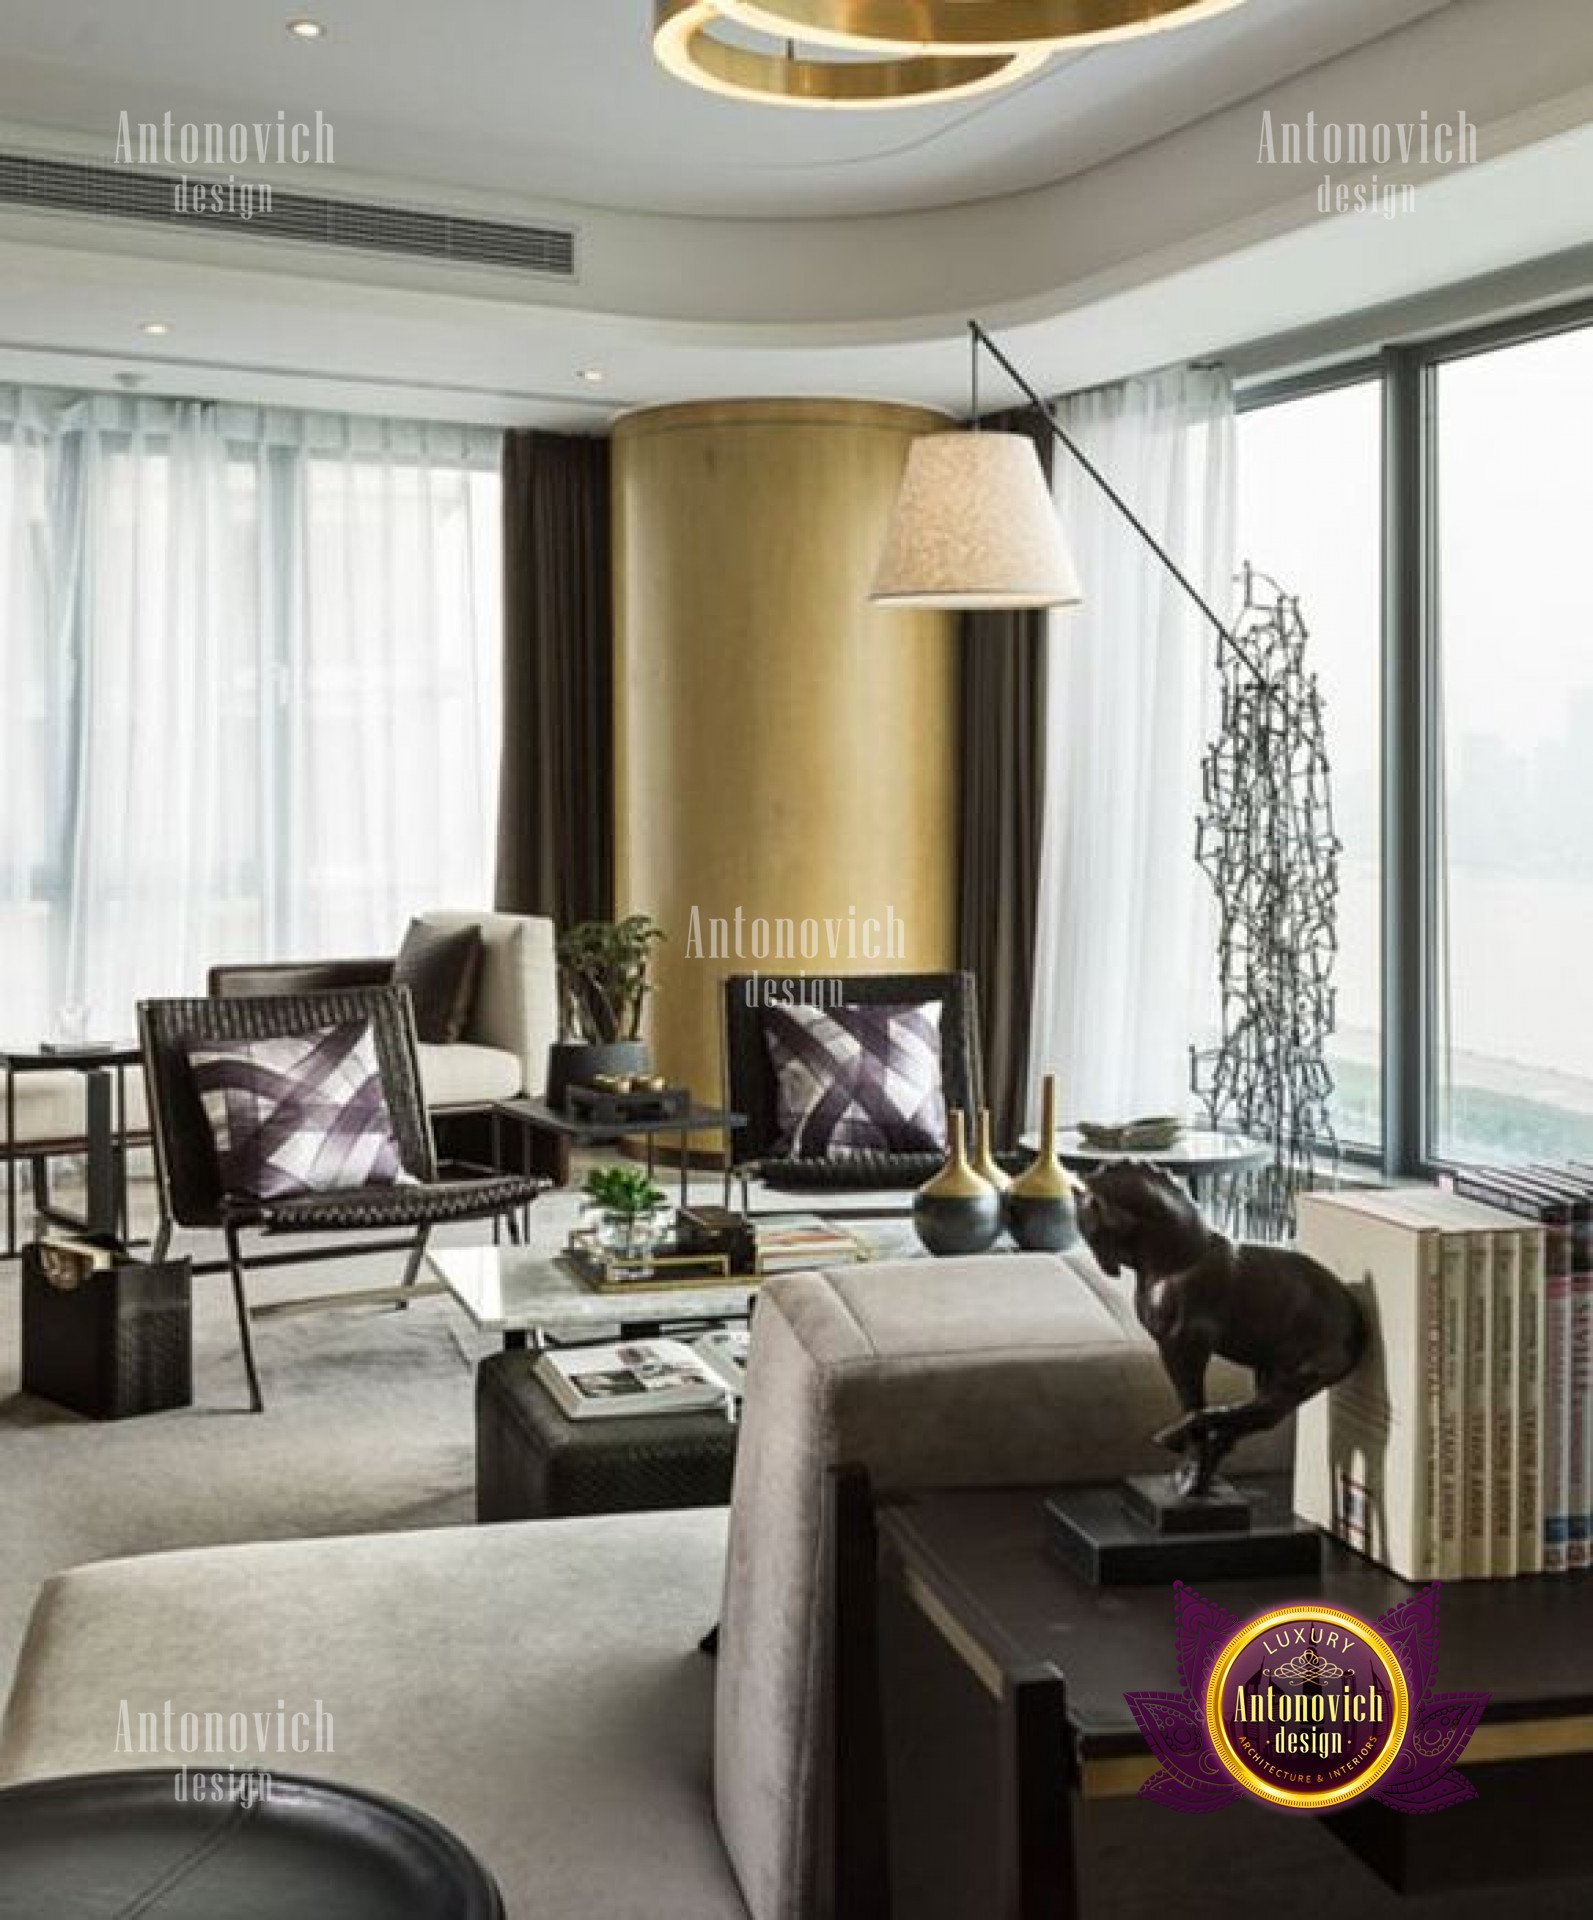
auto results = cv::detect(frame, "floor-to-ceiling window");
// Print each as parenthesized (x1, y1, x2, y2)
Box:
(1237, 302, 1593, 1172)
(1236, 379, 1383, 1151)
(1434, 326, 1593, 1161)
(0, 390, 503, 1040)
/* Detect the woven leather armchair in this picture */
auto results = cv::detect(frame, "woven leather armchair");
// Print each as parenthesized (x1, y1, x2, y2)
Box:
(721, 970, 989, 1193)
(139, 986, 545, 1412)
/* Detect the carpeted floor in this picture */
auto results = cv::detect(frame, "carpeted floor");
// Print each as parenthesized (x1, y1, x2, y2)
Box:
(0, 1199, 509, 1696)
(0, 1169, 784, 1699)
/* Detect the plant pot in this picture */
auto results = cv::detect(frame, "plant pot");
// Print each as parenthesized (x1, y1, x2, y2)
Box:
(594, 1209, 666, 1264)
(546, 1040, 651, 1112)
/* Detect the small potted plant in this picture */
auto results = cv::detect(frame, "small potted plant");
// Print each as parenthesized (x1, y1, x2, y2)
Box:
(582, 1165, 671, 1266)
(548, 914, 666, 1109)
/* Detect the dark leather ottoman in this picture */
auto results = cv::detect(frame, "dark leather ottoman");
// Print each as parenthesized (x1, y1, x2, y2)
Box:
(0, 1770, 503, 1918)
(475, 1350, 738, 1522)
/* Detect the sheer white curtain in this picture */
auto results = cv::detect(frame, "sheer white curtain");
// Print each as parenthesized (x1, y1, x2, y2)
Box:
(0, 389, 502, 1040)
(1027, 366, 1235, 1126)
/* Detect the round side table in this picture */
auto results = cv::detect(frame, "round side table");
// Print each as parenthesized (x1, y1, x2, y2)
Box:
(1020, 1127, 1269, 1226)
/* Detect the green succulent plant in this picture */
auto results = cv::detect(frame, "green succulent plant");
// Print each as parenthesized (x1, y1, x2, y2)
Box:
(583, 1165, 668, 1218)
(556, 915, 666, 1044)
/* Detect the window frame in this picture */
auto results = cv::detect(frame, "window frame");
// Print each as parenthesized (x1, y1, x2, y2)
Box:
(1237, 294, 1593, 1178)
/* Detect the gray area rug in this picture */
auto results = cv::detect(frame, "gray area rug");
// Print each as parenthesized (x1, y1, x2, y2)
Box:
(0, 1174, 889, 1698)
(0, 1213, 496, 1696)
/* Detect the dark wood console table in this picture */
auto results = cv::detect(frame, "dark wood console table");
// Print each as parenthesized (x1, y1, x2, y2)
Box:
(877, 1485, 1593, 1919)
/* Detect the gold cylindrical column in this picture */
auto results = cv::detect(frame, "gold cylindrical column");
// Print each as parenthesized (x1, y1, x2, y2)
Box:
(613, 397, 959, 1110)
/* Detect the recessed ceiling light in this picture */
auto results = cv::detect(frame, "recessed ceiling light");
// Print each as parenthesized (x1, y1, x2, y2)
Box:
(139, 320, 172, 337)
(287, 17, 327, 40)
(577, 367, 606, 385)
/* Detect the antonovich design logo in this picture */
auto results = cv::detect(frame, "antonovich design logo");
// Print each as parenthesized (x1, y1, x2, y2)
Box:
(1127, 1582, 1487, 1814)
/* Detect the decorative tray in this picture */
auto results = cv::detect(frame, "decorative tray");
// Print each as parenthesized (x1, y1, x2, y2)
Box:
(562, 1229, 738, 1294)
(566, 1083, 691, 1123)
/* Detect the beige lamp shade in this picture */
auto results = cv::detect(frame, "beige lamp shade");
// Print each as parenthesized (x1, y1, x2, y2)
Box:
(870, 431, 1084, 611)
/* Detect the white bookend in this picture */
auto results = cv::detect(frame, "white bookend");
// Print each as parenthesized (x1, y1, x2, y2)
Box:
(1314, 1188, 1511, 1579)
(1294, 1193, 1442, 1582)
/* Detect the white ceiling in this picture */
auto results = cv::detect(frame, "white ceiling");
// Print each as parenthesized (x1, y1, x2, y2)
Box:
(0, 0, 1590, 421)
(0, 0, 1452, 219)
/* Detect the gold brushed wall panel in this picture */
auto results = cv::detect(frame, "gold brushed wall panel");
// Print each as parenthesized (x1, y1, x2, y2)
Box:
(613, 398, 959, 1109)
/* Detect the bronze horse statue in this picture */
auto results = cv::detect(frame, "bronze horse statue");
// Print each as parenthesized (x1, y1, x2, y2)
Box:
(1077, 1161, 1366, 1499)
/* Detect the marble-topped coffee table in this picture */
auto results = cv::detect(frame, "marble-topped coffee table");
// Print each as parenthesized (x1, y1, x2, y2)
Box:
(431, 1213, 923, 1350)
(430, 1243, 758, 1350)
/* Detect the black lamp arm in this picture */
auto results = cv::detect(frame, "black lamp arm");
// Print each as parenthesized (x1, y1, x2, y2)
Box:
(969, 319, 1237, 654)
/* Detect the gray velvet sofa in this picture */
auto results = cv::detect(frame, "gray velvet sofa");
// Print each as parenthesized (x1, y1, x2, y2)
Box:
(0, 1249, 1288, 1918)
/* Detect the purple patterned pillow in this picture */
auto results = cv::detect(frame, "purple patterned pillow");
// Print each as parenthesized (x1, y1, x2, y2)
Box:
(188, 1021, 408, 1202)
(763, 1000, 947, 1160)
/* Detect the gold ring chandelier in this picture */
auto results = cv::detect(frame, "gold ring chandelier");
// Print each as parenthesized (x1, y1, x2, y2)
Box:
(654, 0, 1248, 109)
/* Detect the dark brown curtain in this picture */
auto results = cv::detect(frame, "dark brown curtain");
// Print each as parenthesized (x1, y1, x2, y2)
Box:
(494, 430, 613, 926)
(958, 408, 1051, 1145)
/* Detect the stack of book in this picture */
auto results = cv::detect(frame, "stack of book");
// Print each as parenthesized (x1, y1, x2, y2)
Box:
(750, 1214, 867, 1276)
(1293, 1173, 1593, 1581)
(535, 1330, 749, 1422)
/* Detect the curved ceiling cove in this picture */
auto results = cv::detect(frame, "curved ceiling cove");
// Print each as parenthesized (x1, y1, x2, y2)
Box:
(0, 0, 1456, 221)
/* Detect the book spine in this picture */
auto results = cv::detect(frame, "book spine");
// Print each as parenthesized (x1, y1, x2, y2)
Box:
(1545, 1225, 1572, 1573)
(1463, 1233, 1494, 1580)
(1421, 1233, 1444, 1582)
(1490, 1232, 1518, 1579)
(1516, 1229, 1546, 1576)
(1575, 1210, 1593, 1572)
(1437, 1234, 1468, 1581)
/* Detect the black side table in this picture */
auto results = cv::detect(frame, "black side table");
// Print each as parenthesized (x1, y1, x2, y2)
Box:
(1, 1043, 142, 1258)
(493, 1096, 747, 1208)
(0, 1770, 504, 1918)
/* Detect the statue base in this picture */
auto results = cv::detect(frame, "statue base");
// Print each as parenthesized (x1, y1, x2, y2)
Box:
(1121, 1471, 1254, 1535)
(1045, 1476, 1325, 1586)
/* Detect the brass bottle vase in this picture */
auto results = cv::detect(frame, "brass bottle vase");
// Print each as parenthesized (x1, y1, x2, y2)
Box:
(913, 1110, 1002, 1258)
(1005, 1074, 1079, 1253)
(970, 1106, 1011, 1198)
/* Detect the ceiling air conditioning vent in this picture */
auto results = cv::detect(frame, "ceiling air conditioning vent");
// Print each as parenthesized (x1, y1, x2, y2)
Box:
(0, 151, 578, 279)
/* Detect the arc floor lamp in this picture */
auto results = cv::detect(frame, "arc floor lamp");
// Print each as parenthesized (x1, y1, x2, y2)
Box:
(871, 318, 1252, 679)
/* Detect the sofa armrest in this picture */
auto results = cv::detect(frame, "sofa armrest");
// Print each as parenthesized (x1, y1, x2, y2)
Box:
(713, 1251, 1292, 1920)
(411, 912, 558, 1100)
(208, 957, 395, 998)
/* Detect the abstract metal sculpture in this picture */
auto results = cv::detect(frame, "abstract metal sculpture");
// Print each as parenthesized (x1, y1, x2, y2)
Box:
(1192, 565, 1342, 1237)
(1078, 1160, 1366, 1503)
